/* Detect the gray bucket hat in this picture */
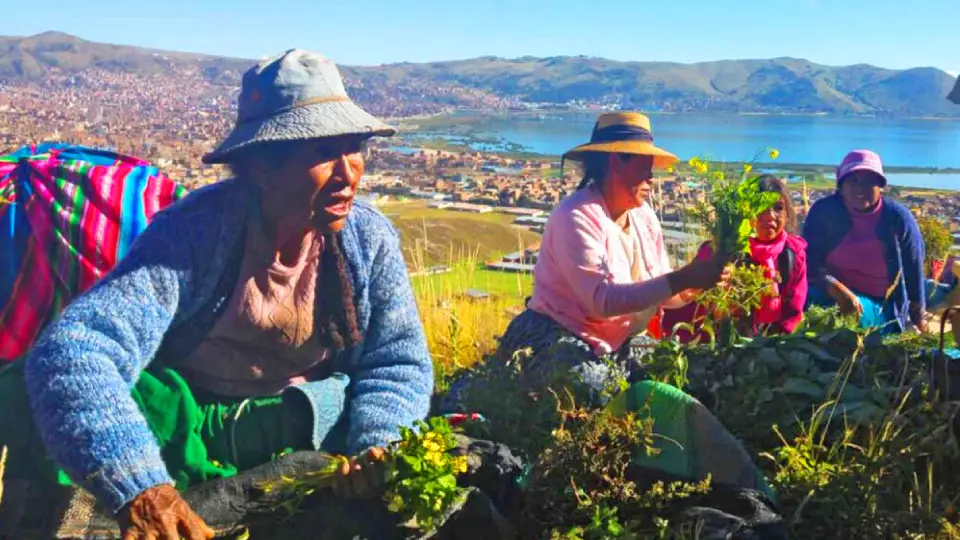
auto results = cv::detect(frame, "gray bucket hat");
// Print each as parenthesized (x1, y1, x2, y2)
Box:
(203, 49, 396, 164)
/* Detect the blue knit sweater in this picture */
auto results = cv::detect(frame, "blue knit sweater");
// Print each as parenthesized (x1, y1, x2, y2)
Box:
(23, 179, 433, 513)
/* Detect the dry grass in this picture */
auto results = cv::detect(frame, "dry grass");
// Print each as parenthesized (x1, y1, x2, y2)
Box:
(381, 199, 539, 386)
(406, 232, 531, 390)
(0, 445, 7, 506)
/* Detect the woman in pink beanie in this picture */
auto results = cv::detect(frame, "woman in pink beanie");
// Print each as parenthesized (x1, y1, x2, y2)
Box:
(803, 149, 943, 334)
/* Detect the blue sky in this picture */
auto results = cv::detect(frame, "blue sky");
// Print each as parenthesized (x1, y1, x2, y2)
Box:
(7, 0, 958, 74)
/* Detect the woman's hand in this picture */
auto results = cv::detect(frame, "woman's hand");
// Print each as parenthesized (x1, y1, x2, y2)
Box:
(910, 306, 929, 333)
(836, 291, 863, 318)
(826, 276, 862, 318)
(670, 255, 733, 293)
(677, 288, 702, 303)
(333, 447, 389, 499)
(119, 484, 214, 540)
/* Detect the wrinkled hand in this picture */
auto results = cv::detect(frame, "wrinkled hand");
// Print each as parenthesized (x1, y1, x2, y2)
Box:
(836, 292, 863, 318)
(333, 447, 389, 499)
(118, 484, 214, 540)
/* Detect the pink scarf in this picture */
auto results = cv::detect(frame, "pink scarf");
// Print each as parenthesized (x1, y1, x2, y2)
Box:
(749, 232, 788, 326)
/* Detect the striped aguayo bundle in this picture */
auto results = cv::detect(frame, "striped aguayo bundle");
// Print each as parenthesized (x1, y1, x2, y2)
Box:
(0, 143, 185, 362)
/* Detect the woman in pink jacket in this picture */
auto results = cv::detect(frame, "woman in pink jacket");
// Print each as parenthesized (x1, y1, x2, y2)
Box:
(661, 176, 808, 343)
(492, 112, 730, 400)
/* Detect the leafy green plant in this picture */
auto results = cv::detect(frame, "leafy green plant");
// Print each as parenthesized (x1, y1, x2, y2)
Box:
(687, 153, 781, 258)
(258, 416, 468, 532)
(639, 338, 690, 389)
(520, 394, 714, 539)
(798, 305, 861, 335)
(383, 416, 469, 531)
(677, 153, 784, 347)
(916, 214, 952, 271)
(457, 346, 595, 461)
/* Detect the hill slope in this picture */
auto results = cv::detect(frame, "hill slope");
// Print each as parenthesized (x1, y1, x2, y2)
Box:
(379, 201, 540, 267)
(0, 31, 250, 84)
(1, 32, 957, 117)
(361, 55, 958, 117)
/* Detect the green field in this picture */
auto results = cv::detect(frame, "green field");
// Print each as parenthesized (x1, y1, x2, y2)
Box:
(380, 200, 541, 267)
(412, 266, 533, 299)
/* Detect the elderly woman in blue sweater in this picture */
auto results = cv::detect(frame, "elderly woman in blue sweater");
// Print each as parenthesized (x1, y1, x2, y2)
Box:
(11, 50, 432, 539)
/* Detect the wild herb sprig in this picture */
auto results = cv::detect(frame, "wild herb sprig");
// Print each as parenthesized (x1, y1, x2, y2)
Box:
(383, 416, 469, 531)
(258, 416, 468, 532)
(671, 150, 784, 346)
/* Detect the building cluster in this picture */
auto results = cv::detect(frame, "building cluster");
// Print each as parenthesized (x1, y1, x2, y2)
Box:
(0, 68, 235, 188)
(3, 66, 958, 269)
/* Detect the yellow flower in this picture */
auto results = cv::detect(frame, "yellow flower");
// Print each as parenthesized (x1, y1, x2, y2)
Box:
(425, 450, 446, 468)
(451, 456, 469, 474)
(769, 149, 780, 160)
(695, 162, 708, 174)
(711, 171, 724, 181)
(687, 157, 700, 168)
(387, 494, 405, 513)
(743, 164, 753, 174)
(433, 497, 444, 512)
(423, 440, 442, 453)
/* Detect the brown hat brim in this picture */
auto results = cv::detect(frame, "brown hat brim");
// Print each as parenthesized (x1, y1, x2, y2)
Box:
(563, 140, 679, 170)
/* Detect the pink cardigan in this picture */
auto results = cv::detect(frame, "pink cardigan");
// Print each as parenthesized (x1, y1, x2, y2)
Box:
(528, 186, 679, 355)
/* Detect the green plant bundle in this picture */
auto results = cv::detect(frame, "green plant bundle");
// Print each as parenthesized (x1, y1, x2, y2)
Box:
(686, 154, 781, 259)
(383, 416, 469, 531)
(711, 175, 781, 257)
(674, 154, 785, 346)
(257, 416, 468, 532)
(916, 214, 952, 268)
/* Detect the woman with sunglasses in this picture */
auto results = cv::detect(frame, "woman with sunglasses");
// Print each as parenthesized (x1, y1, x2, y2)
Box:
(662, 176, 808, 342)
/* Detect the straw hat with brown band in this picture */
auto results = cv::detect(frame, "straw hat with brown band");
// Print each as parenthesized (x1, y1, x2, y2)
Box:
(560, 111, 679, 174)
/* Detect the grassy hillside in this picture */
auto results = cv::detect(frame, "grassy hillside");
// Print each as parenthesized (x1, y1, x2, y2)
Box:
(352, 55, 960, 117)
(3, 32, 957, 117)
(380, 200, 540, 267)
(0, 31, 249, 83)
(378, 200, 539, 375)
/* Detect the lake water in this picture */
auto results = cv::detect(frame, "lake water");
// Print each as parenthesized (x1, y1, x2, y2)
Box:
(405, 113, 960, 190)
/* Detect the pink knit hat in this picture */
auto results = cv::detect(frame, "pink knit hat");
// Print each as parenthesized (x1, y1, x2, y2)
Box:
(836, 149, 887, 187)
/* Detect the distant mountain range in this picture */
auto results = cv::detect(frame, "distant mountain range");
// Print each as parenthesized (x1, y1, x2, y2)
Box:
(3, 31, 959, 118)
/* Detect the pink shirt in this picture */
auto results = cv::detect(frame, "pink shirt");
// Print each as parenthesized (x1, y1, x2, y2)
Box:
(528, 186, 675, 354)
(174, 215, 331, 397)
(826, 199, 890, 299)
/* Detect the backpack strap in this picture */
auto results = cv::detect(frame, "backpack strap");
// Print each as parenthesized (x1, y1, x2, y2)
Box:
(777, 245, 796, 298)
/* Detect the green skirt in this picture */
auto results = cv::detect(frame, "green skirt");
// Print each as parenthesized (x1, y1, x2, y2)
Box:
(606, 380, 775, 500)
(0, 360, 319, 492)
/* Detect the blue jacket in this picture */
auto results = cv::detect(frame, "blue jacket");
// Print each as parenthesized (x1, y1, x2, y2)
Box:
(802, 193, 925, 331)
(23, 179, 433, 512)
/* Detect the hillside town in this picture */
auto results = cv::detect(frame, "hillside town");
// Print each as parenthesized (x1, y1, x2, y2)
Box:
(3, 65, 960, 267)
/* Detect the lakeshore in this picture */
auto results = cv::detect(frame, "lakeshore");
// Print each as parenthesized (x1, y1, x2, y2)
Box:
(393, 111, 960, 191)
